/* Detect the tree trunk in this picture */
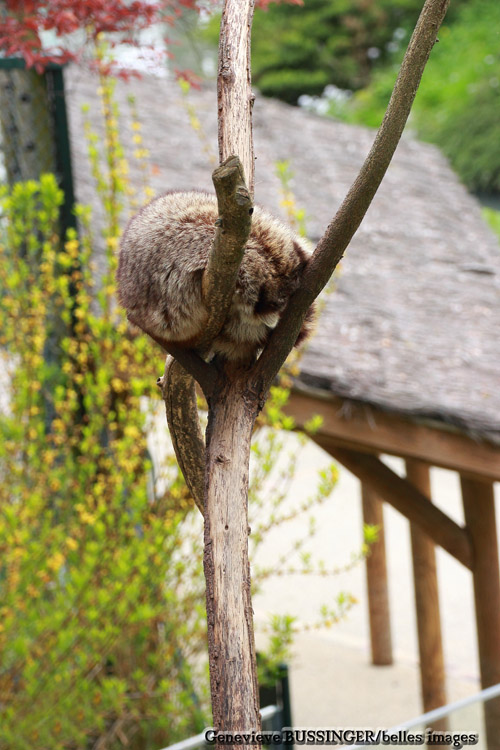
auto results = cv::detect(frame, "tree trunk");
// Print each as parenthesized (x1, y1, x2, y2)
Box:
(158, 0, 451, 734)
(204, 377, 261, 743)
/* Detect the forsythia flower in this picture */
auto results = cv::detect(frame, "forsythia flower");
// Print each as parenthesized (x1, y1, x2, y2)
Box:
(106, 236, 119, 250)
(47, 552, 65, 572)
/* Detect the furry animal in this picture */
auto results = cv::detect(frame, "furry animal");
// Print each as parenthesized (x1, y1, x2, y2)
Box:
(117, 191, 315, 362)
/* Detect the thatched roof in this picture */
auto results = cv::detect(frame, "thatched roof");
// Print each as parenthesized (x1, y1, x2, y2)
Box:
(65, 67, 500, 445)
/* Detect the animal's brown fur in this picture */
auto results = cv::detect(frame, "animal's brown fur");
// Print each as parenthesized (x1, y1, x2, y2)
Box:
(117, 191, 315, 361)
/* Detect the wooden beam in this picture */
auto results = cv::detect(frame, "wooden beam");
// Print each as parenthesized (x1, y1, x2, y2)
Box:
(461, 477, 500, 750)
(317, 442, 473, 570)
(287, 391, 500, 482)
(362, 484, 393, 666)
(406, 459, 448, 732)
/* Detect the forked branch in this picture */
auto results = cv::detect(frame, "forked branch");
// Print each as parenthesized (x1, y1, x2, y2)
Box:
(252, 0, 451, 392)
(161, 0, 254, 514)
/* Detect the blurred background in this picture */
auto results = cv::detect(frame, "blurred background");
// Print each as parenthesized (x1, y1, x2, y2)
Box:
(0, 1, 499, 749)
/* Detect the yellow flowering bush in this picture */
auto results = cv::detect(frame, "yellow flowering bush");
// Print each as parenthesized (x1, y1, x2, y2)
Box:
(0, 175, 208, 749)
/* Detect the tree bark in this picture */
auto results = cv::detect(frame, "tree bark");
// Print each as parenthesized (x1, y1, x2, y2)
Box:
(204, 377, 261, 742)
(198, 156, 253, 352)
(158, 0, 452, 737)
(217, 0, 255, 194)
(160, 357, 205, 514)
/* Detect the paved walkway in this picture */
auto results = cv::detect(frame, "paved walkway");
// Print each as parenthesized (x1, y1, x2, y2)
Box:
(250, 435, 499, 740)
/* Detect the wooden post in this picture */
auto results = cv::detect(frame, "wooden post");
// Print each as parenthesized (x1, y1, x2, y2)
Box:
(406, 459, 448, 732)
(461, 477, 500, 750)
(319, 444, 473, 569)
(361, 484, 393, 665)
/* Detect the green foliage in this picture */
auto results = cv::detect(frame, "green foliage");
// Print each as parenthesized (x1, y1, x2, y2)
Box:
(336, 0, 500, 194)
(411, 0, 500, 194)
(249, 0, 433, 104)
(363, 523, 380, 549)
(0, 72, 205, 749)
(255, 67, 331, 105)
(0, 175, 208, 750)
(203, 0, 464, 104)
(482, 208, 500, 241)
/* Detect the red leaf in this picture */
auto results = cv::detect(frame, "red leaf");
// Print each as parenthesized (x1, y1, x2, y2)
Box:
(174, 68, 201, 90)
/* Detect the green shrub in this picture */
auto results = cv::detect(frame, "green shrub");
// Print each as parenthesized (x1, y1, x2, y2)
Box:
(412, 0, 500, 194)
(257, 68, 331, 103)
(203, 0, 466, 104)
(340, 0, 500, 194)
(0, 175, 209, 750)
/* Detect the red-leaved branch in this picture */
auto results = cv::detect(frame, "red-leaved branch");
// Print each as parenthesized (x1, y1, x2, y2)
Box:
(0, 0, 199, 73)
(0, 0, 302, 74)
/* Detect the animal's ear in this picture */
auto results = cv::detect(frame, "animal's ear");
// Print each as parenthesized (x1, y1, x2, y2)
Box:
(293, 240, 310, 272)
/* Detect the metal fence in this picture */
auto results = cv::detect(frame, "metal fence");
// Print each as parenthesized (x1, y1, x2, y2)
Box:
(161, 665, 294, 750)
(349, 682, 500, 750)
(161, 680, 500, 750)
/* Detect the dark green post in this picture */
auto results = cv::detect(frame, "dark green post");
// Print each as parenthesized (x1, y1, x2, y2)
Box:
(45, 65, 77, 235)
(0, 58, 76, 236)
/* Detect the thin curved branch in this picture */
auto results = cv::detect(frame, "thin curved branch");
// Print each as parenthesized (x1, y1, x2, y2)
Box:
(159, 357, 205, 515)
(127, 312, 217, 398)
(163, 344, 217, 399)
(252, 0, 450, 393)
(218, 0, 255, 195)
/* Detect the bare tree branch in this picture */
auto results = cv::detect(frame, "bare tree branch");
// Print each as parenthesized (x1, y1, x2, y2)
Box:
(200, 0, 262, 741)
(196, 155, 253, 353)
(252, 0, 450, 392)
(162, 155, 252, 516)
(126, 312, 217, 397)
(218, 0, 255, 195)
(162, 0, 255, 511)
(160, 156, 252, 516)
(164, 0, 255, 510)
(158, 357, 205, 515)
(204, 378, 261, 741)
